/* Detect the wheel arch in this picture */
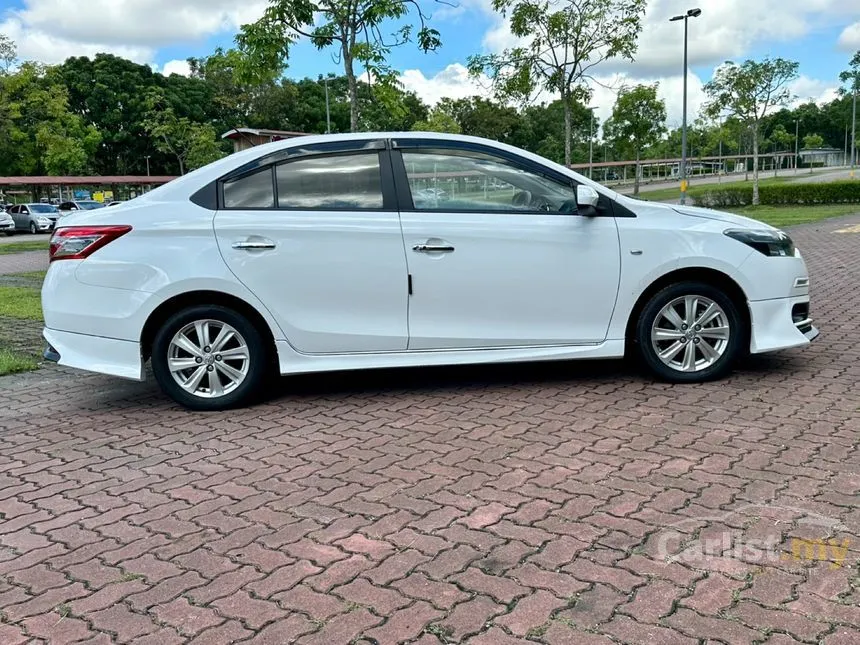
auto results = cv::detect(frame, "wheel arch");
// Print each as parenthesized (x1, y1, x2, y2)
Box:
(141, 290, 278, 364)
(624, 267, 750, 349)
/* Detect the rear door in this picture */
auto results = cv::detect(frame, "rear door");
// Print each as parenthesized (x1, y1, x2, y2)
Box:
(213, 140, 410, 354)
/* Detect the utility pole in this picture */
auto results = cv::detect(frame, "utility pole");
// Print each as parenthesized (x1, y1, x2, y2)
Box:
(670, 8, 702, 205)
(318, 75, 332, 134)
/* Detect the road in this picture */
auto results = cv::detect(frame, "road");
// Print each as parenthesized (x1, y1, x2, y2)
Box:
(0, 233, 46, 245)
(0, 214, 858, 644)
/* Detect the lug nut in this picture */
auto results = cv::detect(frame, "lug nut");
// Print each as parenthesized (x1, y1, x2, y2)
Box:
(681, 324, 688, 330)
(195, 357, 203, 364)
(694, 338, 701, 344)
(215, 355, 222, 361)
(207, 365, 214, 372)
(695, 324, 701, 331)
(204, 346, 211, 353)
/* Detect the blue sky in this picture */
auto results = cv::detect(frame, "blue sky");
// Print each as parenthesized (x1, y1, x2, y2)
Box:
(2, 0, 860, 126)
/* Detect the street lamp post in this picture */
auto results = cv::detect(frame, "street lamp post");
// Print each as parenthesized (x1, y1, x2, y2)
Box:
(794, 120, 799, 175)
(145, 155, 151, 177)
(588, 106, 598, 179)
(851, 75, 857, 179)
(670, 8, 701, 205)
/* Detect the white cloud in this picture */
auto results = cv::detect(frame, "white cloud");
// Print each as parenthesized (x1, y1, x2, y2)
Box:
(162, 59, 191, 77)
(790, 75, 840, 106)
(838, 21, 860, 51)
(0, 0, 267, 65)
(399, 63, 489, 105)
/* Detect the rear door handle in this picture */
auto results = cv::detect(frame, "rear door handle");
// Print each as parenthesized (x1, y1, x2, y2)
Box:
(232, 240, 276, 250)
(413, 243, 455, 253)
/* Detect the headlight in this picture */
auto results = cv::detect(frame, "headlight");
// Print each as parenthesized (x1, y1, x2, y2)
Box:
(724, 229, 795, 257)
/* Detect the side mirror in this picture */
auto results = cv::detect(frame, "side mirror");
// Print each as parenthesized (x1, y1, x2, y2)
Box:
(577, 185, 600, 209)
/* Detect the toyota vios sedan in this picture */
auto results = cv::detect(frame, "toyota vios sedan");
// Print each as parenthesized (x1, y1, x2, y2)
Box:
(42, 133, 817, 410)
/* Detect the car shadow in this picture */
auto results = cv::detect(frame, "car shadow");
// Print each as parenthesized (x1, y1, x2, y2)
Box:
(265, 357, 639, 402)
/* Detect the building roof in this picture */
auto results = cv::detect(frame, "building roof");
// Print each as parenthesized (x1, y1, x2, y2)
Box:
(221, 127, 309, 141)
(0, 176, 176, 186)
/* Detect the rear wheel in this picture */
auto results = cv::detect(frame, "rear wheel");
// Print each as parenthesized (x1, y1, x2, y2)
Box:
(636, 281, 745, 382)
(151, 305, 269, 410)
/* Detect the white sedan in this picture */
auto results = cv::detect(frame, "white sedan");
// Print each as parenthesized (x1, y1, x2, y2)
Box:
(42, 133, 817, 410)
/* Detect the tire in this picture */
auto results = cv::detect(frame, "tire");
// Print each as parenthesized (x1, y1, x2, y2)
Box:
(29, 222, 37, 235)
(151, 305, 270, 411)
(635, 281, 745, 383)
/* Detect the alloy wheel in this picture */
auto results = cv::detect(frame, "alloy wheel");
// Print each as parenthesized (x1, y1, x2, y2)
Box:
(167, 319, 250, 398)
(650, 295, 730, 373)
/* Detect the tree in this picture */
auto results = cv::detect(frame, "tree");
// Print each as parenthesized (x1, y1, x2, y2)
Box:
(144, 90, 224, 175)
(468, 0, 647, 166)
(411, 107, 461, 133)
(769, 123, 794, 173)
(0, 62, 101, 176)
(838, 50, 860, 164)
(703, 57, 799, 205)
(436, 96, 520, 143)
(0, 34, 16, 72)
(603, 84, 666, 195)
(236, 0, 442, 132)
(802, 133, 824, 149)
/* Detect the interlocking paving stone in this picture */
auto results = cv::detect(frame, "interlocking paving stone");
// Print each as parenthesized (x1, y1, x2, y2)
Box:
(1, 214, 859, 642)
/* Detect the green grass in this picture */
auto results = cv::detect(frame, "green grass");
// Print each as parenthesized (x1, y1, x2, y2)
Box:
(0, 349, 38, 376)
(0, 286, 43, 320)
(11, 270, 47, 280)
(727, 203, 860, 228)
(0, 240, 49, 255)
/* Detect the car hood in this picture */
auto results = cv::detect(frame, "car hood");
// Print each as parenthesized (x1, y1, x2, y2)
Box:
(671, 204, 777, 231)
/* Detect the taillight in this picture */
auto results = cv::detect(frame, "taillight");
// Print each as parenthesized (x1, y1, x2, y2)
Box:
(49, 225, 132, 262)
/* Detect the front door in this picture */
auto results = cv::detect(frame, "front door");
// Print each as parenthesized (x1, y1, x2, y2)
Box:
(393, 143, 622, 350)
(214, 144, 409, 354)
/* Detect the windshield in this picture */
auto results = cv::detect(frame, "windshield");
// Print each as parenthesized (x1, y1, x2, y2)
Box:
(78, 201, 106, 210)
(30, 204, 58, 213)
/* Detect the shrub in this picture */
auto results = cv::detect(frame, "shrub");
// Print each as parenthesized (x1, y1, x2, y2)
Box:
(692, 181, 860, 208)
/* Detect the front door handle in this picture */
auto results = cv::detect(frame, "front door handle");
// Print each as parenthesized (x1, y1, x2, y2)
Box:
(232, 240, 276, 250)
(413, 243, 455, 253)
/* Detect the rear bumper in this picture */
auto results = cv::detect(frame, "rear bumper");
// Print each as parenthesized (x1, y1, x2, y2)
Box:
(42, 328, 144, 381)
(748, 296, 818, 354)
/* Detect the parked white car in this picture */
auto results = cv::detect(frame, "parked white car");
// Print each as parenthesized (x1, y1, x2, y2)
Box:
(42, 133, 817, 410)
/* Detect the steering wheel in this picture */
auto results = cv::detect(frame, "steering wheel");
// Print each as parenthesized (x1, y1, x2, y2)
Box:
(512, 190, 532, 208)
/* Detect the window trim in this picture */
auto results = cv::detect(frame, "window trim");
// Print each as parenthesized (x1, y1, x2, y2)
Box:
(391, 144, 581, 216)
(216, 149, 396, 212)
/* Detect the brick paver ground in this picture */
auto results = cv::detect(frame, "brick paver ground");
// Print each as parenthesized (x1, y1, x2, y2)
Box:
(1, 215, 859, 644)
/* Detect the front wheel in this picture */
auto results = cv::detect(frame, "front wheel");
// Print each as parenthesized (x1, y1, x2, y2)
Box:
(29, 222, 37, 235)
(635, 281, 745, 383)
(151, 305, 270, 410)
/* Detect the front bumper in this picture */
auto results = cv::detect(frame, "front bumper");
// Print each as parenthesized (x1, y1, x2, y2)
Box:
(748, 296, 818, 354)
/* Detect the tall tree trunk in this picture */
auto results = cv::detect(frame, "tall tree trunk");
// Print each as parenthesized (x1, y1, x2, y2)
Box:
(178, 157, 185, 176)
(752, 123, 760, 206)
(343, 46, 359, 133)
(634, 149, 641, 196)
(562, 90, 572, 167)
